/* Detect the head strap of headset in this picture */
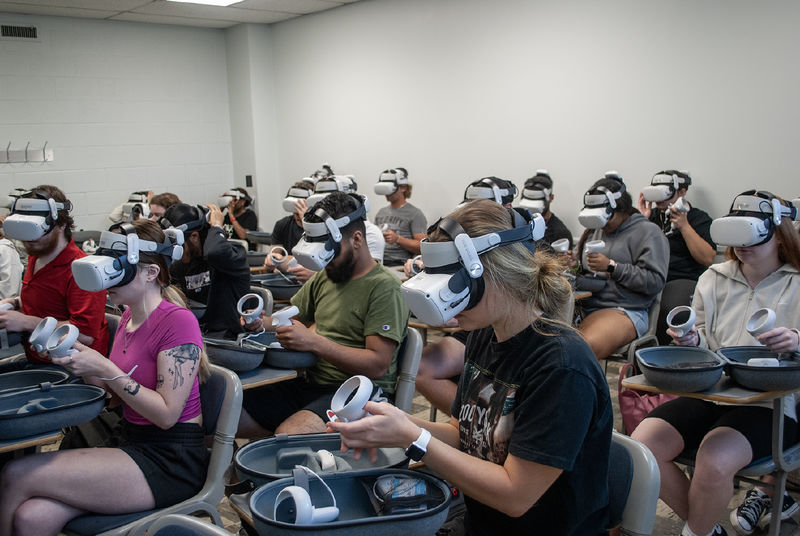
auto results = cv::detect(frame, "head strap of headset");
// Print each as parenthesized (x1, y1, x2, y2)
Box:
(651, 170, 690, 189)
(98, 222, 183, 266)
(158, 205, 207, 234)
(728, 190, 798, 225)
(583, 185, 622, 209)
(378, 168, 409, 185)
(11, 189, 72, 219)
(420, 208, 540, 278)
(523, 170, 553, 199)
(464, 177, 517, 204)
(301, 194, 368, 244)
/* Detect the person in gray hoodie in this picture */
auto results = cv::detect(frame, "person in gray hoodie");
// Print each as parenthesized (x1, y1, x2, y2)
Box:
(574, 173, 669, 360)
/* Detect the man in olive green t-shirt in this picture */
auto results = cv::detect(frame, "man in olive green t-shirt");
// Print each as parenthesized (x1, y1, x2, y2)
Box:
(238, 192, 409, 439)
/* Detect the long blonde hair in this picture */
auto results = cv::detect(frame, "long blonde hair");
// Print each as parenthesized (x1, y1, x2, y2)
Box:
(428, 199, 574, 331)
(128, 220, 211, 382)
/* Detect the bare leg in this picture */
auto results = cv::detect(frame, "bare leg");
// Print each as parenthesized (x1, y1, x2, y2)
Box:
(237, 407, 274, 439)
(415, 337, 465, 416)
(687, 427, 752, 535)
(0, 448, 154, 536)
(578, 308, 636, 360)
(276, 409, 326, 435)
(632, 417, 691, 520)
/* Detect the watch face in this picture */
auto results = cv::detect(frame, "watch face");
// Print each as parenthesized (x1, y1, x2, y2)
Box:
(405, 444, 425, 462)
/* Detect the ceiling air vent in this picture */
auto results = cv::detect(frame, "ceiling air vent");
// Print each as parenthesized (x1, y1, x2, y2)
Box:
(1, 25, 38, 40)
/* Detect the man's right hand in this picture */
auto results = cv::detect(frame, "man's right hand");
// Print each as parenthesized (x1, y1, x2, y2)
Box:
(287, 264, 315, 283)
(637, 193, 652, 219)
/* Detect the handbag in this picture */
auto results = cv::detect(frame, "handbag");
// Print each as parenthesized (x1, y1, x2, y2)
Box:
(618, 362, 677, 435)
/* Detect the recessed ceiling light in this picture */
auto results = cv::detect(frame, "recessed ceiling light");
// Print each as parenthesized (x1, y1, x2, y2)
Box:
(166, 0, 243, 6)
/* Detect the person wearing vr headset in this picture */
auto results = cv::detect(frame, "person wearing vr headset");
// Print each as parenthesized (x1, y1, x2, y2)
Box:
(237, 191, 408, 438)
(574, 172, 669, 360)
(374, 168, 427, 266)
(0, 219, 212, 535)
(107, 191, 154, 224)
(0, 186, 109, 367)
(518, 170, 574, 249)
(218, 187, 258, 248)
(632, 191, 800, 536)
(330, 199, 612, 535)
(162, 202, 250, 338)
(262, 181, 314, 277)
(639, 170, 717, 345)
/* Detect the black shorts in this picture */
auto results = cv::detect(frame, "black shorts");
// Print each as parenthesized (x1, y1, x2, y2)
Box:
(117, 420, 209, 508)
(645, 397, 798, 462)
(242, 378, 340, 432)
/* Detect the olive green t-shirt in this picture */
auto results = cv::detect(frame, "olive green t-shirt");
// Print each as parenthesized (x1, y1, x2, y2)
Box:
(290, 262, 409, 393)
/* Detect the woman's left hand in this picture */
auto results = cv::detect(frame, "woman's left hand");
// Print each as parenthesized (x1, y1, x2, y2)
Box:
(758, 327, 800, 354)
(585, 253, 611, 272)
(327, 401, 420, 462)
(50, 341, 115, 379)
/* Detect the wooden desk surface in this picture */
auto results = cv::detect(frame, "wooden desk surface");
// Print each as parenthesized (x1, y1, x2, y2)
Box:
(573, 290, 592, 301)
(408, 320, 461, 335)
(237, 366, 297, 390)
(0, 430, 62, 455)
(621, 373, 795, 404)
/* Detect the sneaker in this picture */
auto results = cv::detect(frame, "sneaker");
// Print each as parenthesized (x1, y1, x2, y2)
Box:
(730, 489, 770, 536)
(713, 525, 728, 536)
(760, 492, 800, 529)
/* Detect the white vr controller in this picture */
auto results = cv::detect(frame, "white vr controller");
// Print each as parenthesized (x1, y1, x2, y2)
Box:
(237, 293, 264, 324)
(666, 306, 696, 337)
(746, 308, 780, 367)
(269, 246, 298, 271)
(0, 302, 13, 311)
(272, 305, 299, 329)
(328, 375, 374, 423)
(29, 316, 79, 359)
(273, 466, 339, 525)
(551, 238, 570, 254)
(584, 239, 606, 276)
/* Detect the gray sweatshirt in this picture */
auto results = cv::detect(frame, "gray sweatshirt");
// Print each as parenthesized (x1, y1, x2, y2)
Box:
(581, 213, 669, 311)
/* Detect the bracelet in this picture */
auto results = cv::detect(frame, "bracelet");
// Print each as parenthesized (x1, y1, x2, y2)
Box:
(96, 365, 138, 382)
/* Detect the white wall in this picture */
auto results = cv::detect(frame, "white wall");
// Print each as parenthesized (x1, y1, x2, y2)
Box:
(0, 14, 234, 232)
(267, 0, 800, 234)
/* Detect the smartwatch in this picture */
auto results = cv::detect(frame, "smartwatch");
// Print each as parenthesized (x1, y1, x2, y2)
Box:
(607, 259, 616, 274)
(405, 428, 432, 462)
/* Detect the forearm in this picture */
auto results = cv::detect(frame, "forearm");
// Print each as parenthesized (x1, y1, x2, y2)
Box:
(230, 219, 248, 239)
(104, 371, 180, 429)
(310, 334, 390, 379)
(396, 235, 421, 255)
(407, 415, 460, 447)
(680, 225, 716, 267)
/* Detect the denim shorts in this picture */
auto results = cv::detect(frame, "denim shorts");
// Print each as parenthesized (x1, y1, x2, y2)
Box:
(584, 306, 649, 338)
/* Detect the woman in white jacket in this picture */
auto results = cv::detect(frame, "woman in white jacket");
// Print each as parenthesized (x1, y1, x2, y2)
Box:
(632, 191, 800, 536)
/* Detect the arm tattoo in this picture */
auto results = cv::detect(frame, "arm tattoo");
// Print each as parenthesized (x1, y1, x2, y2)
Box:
(156, 374, 164, 389)
(124, 378, 141, 396)
(165, 343, 201, 390)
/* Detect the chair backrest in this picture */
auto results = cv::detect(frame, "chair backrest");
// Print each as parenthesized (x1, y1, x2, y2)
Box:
(644, 291, 662, 339)
(147, 514, 232, 536)
(393, 327, 423, 413)
(246, 286, 273, 318)
(105, 313, 121, 356)
(610, 431, 660, 536)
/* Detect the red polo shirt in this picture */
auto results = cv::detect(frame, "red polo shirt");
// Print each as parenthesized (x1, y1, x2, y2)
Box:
(21, 239, 109, 363)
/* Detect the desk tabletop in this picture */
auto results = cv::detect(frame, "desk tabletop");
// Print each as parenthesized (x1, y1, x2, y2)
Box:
(622, 373, 796, 404)
(408, 320, 461, 334)
(237, 366, 297, 390)
(573, 290, 592, 301)
(0, 430, 62, 455)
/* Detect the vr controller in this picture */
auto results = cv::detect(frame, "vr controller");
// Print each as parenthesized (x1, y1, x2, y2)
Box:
(269, 246, 298, 272)
(584, 240, 606, 276)
(666, 306, 696, 337)
(237, 293, 264, 324)
(551, 238, 569, 254)
(746, 308, 776, 338)
(29, 317, 79, 359)
(273, 466, 339, 525)
(327, 375, 376, 423)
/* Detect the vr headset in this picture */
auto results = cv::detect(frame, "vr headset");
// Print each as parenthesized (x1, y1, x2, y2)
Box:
(306, 176, 358, 208)
(282, 185, 313, 213)
(373, 168, 409, 196)
(121, 191, 151, 222)
(641, 170, 691, 203)
(159, 205, 208, 234)
(3, 190, 73, 241)
(460, 177, 518, 207)
(710, 190, 798, 247)
(578, 173, 626, 229)
(217, 189, 252, 209)
(518, 170, 553, 213)
(2, 188, 27, 210)
(71, 223, 185, 292)
(401, 208, 545, 326)
(292, 193, 368, 271)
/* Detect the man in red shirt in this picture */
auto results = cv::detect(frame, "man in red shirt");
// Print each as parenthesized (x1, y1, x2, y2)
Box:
(0, 185, 108, 365)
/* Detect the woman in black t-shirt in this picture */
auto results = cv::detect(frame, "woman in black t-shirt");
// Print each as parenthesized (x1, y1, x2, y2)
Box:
(329, 200, 613, 535)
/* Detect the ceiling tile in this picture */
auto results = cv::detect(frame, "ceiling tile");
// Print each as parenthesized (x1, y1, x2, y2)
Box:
(109, 12, 240, 28)
(0, 2, 116, 18)
(236, 0, 343, 15)
(0, 0, 147, 9)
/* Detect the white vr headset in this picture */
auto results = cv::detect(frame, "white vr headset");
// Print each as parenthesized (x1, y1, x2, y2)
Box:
(71, 224, 185, 292)
(460, 177, 518, 207)
(2, 188, 27, 210)
(217, 189, 251, 209)
(641, 170, 691, 203)
(401, 208, 545, 326)
(292, 194, 368, 271)
(373, 169, 409, 196)
(710, 191, 798, 247)
(3, 192, 73, 241)
(282, 186, 313, 213)
(578, 185, 623, 229)
(518, 170, 552, 214)
(121, 192, 151, 222)
(306, 176, 358, 208)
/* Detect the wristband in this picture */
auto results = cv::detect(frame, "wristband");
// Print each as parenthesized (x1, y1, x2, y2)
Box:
(405, 428, 431, 462)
